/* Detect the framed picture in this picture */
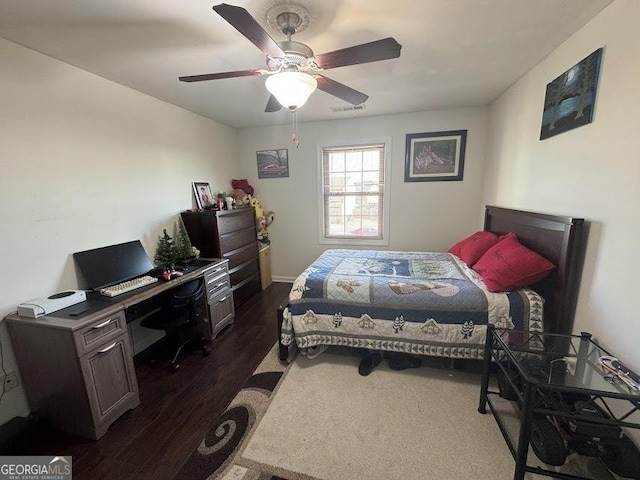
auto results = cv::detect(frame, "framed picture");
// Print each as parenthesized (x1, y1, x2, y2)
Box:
(192, 182, 213, 209)
(404, 130, 467, 182)
(257, 149, 289, 179)
(540, 48, 603, 140)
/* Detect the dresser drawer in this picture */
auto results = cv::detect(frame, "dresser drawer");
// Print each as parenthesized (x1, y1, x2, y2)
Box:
(219, 226, 257, 253)
(224, 242, 259, 270)
(217, 209, 255, 234)
(229, 259, 259, 286)
(232, 273, 261, 307)
(74, 311, 127, 356)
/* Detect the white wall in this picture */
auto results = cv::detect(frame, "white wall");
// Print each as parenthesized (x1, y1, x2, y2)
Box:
(238, 107, 488, 280)
(484, 0, 640, 370)
(0, 38, 240, 424)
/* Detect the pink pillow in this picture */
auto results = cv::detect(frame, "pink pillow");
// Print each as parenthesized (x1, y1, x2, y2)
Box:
(448, 231, 501, 266)
(472, 232, 555, 292)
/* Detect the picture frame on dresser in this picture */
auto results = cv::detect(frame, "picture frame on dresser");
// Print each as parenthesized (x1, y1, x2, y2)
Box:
(192, 182, 213, 209)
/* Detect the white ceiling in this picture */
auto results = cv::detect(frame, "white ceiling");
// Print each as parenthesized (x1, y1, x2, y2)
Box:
(0, 0, 612, 129)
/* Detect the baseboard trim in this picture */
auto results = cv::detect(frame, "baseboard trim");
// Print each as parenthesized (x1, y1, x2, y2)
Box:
(272, 276, 295, 283)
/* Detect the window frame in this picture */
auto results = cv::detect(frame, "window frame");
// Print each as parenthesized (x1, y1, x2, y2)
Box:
(317, 137, 391, 246)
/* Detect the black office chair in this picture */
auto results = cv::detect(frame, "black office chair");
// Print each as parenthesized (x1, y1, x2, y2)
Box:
(141, 278, 209, 372)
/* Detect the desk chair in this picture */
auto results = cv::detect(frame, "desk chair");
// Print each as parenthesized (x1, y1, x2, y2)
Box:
(141, 278, 209, 372)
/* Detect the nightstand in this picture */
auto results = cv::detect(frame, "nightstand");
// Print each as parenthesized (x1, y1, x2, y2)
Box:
(259, 243, 272, 290)
(478, 326, 640, 480)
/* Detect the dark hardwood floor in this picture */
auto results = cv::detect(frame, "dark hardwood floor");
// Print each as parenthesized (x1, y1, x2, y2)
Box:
(23, 282, 291, 480)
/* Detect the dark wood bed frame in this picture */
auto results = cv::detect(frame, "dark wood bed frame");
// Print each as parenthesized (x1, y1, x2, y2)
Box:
(484, 206, 585, 337)
(278, 205, 586, 361)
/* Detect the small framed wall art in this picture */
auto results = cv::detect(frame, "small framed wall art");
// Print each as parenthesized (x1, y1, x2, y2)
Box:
(540, 47, 603, 140)
(192, 182, 213, 209)
(404, 130, 467, 182)
(257, 149, 289, 178)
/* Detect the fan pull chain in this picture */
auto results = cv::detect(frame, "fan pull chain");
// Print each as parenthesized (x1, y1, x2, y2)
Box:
(291, 109, 300, 148)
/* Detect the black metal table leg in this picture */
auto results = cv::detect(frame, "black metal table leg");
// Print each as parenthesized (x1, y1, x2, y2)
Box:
(514, 380, 536, 480)
(478, 325, 495, 414)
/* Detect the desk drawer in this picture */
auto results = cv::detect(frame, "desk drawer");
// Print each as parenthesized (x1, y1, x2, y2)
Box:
(207, 282, 231, 305)
(79, 332, 139, 433)
(224, 242, 259, 270)
(219, 227, 256, 253)
(204, 261, 228, 283)
(208, 292, 234, 336)
(208, 290, 234, 316)
(74, 311, 127, 356)
(218, 210, 255, 234)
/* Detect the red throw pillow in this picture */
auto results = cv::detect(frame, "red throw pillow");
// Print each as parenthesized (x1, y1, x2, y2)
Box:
(472, 232, 555, 292)
(447, 231, 501, 266)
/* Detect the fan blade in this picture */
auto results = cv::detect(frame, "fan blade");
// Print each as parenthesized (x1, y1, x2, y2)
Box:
(265, 95, 282, 112)
(315, 37, 401, 70)
(179, 69, 261, 82)
(316, 75, 369, 105)
(213, 3, 285, 59)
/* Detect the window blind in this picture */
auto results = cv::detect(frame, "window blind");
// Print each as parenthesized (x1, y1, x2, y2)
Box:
(322, 144, 385, 239)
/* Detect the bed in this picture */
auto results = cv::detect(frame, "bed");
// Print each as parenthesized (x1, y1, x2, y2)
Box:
(278, 206, 585, 362)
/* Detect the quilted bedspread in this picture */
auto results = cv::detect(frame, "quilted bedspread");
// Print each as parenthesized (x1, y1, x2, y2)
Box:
(281, 249, 543, 359)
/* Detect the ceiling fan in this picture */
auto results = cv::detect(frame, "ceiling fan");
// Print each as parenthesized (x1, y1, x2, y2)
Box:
(179, 3, 402, 113)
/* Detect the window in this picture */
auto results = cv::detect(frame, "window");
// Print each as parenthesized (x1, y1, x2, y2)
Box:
(320, 141, 389, 245)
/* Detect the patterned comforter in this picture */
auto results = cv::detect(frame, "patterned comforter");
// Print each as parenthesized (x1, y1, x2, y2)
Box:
(281, 249, 544, 359)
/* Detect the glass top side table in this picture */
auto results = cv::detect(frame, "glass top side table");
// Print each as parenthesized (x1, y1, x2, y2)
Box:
(478, 326, 640, 480)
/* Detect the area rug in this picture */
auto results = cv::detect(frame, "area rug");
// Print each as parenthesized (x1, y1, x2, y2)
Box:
(174, 343, 288, 480)
(175, 345, 614, 480)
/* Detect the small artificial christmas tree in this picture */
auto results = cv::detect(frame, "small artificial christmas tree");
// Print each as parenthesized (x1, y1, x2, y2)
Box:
(174, 219, 195, 262)
(155, 229, 177, 266)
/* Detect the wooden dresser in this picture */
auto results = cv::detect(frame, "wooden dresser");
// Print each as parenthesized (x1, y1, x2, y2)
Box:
(181, 208, 261, 308)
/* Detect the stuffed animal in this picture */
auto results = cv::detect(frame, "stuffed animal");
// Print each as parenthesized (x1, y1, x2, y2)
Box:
(231, 178, 254, 196)
(264, 210, 275, 226)
(248, 196, 275, 243)
(260, 211, 275, 241)
(229, 188, 250, 206)
(249, 195, 264, 219)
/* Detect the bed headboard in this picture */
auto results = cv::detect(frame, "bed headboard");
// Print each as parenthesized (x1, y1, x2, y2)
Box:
(484, 206, 586, 336)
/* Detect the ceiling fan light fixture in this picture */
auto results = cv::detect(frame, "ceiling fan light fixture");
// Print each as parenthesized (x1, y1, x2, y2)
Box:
(265, 71, 317, 110)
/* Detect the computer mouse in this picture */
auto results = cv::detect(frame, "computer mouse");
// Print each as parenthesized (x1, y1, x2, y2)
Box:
(169, 271, 183, 280)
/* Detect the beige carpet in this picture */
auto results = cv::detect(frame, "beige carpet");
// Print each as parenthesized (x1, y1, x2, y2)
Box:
(177, 346, 614, 480)
(237, 349, 516, 480)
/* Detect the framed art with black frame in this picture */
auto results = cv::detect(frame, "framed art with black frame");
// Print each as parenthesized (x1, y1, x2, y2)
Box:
(404, 130, 467, 182)
(257, 149, 289, 179)
(192, 182, 213, 209)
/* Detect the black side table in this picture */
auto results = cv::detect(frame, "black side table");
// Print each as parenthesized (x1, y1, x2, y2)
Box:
(478, 325, 640, 480)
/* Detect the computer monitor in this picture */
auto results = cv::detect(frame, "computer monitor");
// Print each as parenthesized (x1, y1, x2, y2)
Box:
(73, 240, 155, 290)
